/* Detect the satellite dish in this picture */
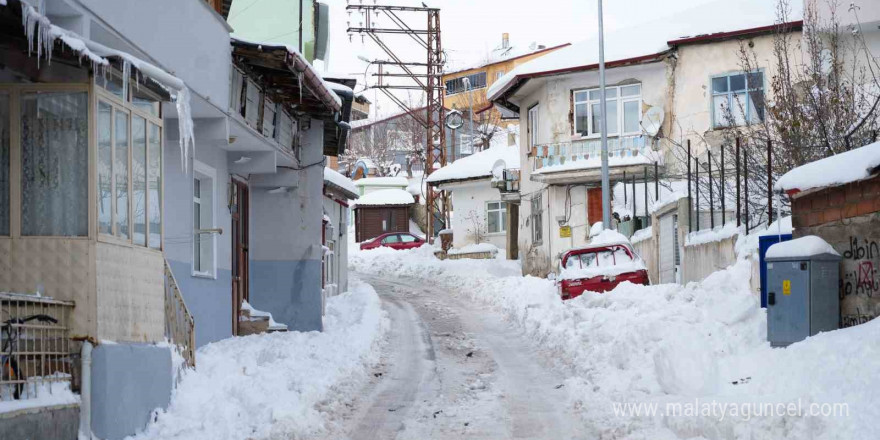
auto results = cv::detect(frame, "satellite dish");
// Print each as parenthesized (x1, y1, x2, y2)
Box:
(491, 159, 507, 181)
(642, 106, 664, 137)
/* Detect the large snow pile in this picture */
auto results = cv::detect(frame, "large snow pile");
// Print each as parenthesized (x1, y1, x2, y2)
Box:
(324, 167, 358, 196)
(353, 189, 414, 207)
(447, 242, 499, 256)
(426, 144, 520, 184)
(350, 244, 880, 439)
(766, 235, 839, 259)
(132, 281, 388, 440)
(775, 141, 880, 193)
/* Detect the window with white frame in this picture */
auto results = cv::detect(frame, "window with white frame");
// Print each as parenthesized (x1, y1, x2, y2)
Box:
(495, 70, 504, 81)
(459, 133, 474, 155)
(573, 84, 641, 136)
(96, 72, 163, 247)
(711, 71, 764, 128)
(528, 104, 539, 148)
(193, 163, 216, 277)
(531, 193, 543, 244)
(486, 201, 507, 234)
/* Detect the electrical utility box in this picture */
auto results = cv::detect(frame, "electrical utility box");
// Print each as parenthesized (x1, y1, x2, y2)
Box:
(765, 245, 841, 347)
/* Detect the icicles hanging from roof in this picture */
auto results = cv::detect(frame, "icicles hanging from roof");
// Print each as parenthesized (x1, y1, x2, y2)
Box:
(10, 0, 196, 172)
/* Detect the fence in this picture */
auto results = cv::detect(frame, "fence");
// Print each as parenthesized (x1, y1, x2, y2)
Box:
(0, 292, 74, 402)
(164, 259, 196, 369)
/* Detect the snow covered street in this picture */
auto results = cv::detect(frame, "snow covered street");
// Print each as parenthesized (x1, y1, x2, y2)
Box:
(332, 275, 584, 439)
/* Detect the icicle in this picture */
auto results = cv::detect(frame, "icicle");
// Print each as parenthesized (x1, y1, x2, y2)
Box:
(174, 87, 196, 173)
(20, 0, 53, 67)
(122, 59, 131, 99)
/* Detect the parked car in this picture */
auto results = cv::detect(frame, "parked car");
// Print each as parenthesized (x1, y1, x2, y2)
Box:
(554, 236, 649, 300)
(360, 232, 426, 250)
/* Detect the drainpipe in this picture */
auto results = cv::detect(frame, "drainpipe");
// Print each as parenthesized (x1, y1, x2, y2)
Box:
(79, 341, 94, 439)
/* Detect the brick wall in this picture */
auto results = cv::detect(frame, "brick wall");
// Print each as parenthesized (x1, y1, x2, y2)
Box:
(791, 174, 880, 229)
(790, 174, 880, 328)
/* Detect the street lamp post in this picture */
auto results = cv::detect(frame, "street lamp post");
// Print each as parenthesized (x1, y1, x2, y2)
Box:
(597, 0, 611, 229)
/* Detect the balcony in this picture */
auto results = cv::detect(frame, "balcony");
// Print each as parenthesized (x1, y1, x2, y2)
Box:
(529, 135, 662, 184)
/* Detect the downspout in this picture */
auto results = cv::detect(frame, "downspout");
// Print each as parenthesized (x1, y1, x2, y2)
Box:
(79, 341, 93, 439)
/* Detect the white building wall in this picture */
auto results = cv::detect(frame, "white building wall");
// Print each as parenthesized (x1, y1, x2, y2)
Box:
(513, 61, 671, 275)
(444, 180, 507, 250)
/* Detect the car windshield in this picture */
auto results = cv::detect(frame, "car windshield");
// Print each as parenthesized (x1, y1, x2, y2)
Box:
(382, 235, 400, 244)
(564, 245, 632, 269)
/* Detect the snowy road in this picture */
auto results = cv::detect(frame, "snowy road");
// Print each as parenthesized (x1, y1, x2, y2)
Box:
(332, 273, 585, 440)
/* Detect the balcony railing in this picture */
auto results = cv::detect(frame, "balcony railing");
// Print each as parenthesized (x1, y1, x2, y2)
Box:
(0, 293, 74, 402)
(532, 134, 657, 171)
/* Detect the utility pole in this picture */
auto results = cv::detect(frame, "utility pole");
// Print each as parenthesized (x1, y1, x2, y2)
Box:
(597, 0, 611, 229)
(347, 4, 448, 243)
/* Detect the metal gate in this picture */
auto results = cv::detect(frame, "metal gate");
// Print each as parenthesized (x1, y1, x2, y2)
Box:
(659, 213, 675, 283)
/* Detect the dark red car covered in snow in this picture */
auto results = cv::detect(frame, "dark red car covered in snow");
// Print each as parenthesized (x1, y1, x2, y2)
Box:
(360, 232, 425, 251)
(555, 237, 649, 300)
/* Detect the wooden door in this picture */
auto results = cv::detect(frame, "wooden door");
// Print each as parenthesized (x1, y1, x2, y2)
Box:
(231, 179, 250, 335)
(587, 187, 603, 226)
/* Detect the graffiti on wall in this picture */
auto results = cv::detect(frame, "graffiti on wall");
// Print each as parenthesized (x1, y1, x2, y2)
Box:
(840, 236, 880, 327)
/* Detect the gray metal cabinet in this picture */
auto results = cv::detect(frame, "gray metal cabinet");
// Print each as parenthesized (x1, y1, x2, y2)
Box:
(766, 253, 840, 347)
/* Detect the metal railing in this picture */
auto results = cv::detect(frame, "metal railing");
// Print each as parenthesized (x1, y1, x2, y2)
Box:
(533, 134, 656, 169)
(164, 259, 196, 370)
(0, 292, 74, 402)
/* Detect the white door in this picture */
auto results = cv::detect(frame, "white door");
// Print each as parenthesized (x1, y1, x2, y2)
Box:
(659, 214, 674, 283)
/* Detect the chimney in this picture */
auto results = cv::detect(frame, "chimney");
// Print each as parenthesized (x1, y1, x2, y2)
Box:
(502, 33, 510, 49)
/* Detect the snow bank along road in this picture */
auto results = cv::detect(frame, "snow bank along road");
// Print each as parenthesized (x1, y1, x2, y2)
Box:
(350, 245, 880, 440)
(331, 274, 586, 440)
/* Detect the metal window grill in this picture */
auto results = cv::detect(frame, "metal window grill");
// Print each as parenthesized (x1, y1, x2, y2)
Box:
(0, 293, 74, 402)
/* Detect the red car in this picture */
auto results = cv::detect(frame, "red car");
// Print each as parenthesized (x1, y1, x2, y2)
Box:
(360, 232, 425, 250)
(555, 241, 649, 300)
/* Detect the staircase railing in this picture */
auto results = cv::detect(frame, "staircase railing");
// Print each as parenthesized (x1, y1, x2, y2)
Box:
(164, 259, 196, 369)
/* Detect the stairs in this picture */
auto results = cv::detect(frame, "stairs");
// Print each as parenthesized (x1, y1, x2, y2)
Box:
(238, 301, 288, 336)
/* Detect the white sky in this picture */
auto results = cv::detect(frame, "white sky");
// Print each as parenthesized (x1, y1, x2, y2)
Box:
(315, 0, 790, 117)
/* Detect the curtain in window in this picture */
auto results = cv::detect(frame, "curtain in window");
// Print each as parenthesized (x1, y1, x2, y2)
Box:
(20, 92, 88, 236)
(0, 94, 9, 236)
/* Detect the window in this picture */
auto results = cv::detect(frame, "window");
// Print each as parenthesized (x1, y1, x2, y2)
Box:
(495, 71, 504, 81)
(445, 71, 487, 95)
(564, 246, 633, 269)
(261, 98, 276, 138)
(0, 93, 8, 236)
(528, 104, 539, 148)
(381, 234, 400, 244)
(97, 72, 163, 247)
(531, 193, 543, 244)
(486, 201, 507, 234)
(21, 91, 89, 236)
(573, 84, 641, 136)
(400, 234, 418, 243)
(193, 162, 216, 277)
(244, 79, 261, 128)
(712, 71, 764, 128)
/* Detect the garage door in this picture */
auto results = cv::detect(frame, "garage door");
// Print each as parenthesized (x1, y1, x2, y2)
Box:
(658, 213, 674, 283)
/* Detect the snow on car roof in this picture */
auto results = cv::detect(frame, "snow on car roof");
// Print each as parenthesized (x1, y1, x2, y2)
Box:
(775, 141, 880, 193)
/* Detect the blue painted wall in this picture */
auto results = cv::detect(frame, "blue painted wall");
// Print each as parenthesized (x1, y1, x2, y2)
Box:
(91, 344, 172, 440)
(250, 259, 323, 331)
(168, 259, 233, 346)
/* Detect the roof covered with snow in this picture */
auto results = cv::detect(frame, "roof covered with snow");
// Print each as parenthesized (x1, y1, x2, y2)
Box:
(324, 167, 358, 199)
(775, 141, 880, 193)
(427, 143, 521, 184)
(353, 189, 415, 207)
(354, 176, 409, 188)
(444, 42, 571, 76)
(487, 0, 801, 102)
(766, 235, 840, 260)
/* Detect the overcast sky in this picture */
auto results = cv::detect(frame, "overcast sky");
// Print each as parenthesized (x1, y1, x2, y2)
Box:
(315, 0, 790, 117)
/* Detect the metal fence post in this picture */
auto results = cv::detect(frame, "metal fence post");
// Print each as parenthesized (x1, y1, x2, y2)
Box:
(654, 161, 659, 201)
(632, 173, 637, 225)
(721, 144, 725, 226)
(695, 153, 700, 231)
(623, 170, 627, 205)
(709, 150, 714, 229)
(735, 137, 741, 227)
(687, 140, 692, 233)
(744, 149, 750, 234)
(767, 139, 773, 225)
(643, 166, 649, 220)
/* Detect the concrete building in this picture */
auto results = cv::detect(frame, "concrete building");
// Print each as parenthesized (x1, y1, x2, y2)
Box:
(323, 167, 358, 297)
(427, 128, 520, 256)
(0, 0, 351, 438)
(487, 1, 800, 277)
